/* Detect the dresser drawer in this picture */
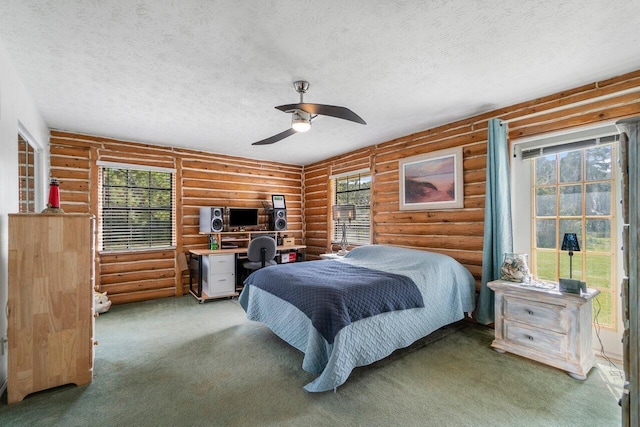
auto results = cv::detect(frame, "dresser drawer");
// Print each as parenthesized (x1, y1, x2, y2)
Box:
(504, 296, 564, 333)
(208, 254, 236, 274)
(504, 321, 566, 358)
(205, 273, 235, 296)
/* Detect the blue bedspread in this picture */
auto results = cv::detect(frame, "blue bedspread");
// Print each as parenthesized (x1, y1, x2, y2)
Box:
(239, 245, 476, 392)
(243, 260, 424, 344)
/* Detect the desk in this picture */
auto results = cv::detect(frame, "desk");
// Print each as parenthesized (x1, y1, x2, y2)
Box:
(189, 245, 306, 303)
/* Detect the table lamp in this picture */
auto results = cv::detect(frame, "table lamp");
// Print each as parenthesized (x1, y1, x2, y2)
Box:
(332, 204, 356, 256)
(561, 233, 580, 278)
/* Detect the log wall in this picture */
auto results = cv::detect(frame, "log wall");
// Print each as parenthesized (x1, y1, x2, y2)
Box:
(304, 70, 640, 288)
(48, 69, 640, 302)
(49, 132, 303, 304)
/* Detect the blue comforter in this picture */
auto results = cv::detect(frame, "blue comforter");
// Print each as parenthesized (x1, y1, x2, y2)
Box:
(243, 260, 424, 344)
(238, 245, 476, 392)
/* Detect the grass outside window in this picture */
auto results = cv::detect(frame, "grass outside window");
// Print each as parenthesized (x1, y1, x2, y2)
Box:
(532, 143, 616, 328)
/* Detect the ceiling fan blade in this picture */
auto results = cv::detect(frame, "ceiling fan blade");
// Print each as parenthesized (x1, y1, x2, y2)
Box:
(275, 103, 366, 125)
(251, 128, 297, 145)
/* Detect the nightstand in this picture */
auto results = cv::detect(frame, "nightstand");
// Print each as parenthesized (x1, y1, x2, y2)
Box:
(319, 252, 347, 260)
(488, 279, 599, 380)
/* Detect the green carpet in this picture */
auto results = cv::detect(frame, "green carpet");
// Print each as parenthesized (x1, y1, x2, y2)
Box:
(0, 296, 622, 426)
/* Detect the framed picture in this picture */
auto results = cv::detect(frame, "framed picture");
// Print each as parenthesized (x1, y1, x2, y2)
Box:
(399, 147, 464, 210)
(272, 194, 286, 209)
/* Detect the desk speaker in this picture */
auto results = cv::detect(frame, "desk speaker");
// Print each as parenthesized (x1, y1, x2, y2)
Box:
(199, 207, 225, 232)
(272, 209, 287, 231)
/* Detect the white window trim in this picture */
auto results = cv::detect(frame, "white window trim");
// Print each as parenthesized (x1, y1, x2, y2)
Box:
(330, 168, 372, 245)
(510, 122, 624, 360)
(18, 121, 46, 212)
(98, 163, 176, 252)
(97, 160, 176, 174)
(329, 167, 370, 180)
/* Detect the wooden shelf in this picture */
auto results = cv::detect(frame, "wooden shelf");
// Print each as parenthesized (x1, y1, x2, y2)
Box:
(200, 230, 298, 252)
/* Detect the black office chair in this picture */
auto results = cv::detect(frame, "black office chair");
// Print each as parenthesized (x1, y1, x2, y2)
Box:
(243, 236, 277, 272)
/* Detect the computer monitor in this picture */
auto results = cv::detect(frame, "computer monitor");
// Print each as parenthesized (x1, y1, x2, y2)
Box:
(228, 207, 259, 228)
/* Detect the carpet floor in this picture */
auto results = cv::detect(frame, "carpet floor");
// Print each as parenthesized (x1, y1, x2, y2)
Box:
(0, 295, 623, 426)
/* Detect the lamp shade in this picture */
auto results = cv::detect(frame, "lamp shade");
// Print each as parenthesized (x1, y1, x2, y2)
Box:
(561, 233, 580, 252)
(332, 204, 356, 221)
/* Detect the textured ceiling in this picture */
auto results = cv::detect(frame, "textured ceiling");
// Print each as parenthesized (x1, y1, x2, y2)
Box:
(1, 1, 639, 165)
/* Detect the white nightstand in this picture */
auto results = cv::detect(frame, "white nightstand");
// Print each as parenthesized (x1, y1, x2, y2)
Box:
(488, 279, 599, 380)
(319, 252, 347, 260)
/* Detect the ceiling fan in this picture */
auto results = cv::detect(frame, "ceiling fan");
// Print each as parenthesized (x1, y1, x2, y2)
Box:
(251, 80, 367, 146)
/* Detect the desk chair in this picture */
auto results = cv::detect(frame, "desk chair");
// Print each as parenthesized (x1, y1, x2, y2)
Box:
(243, 236, 277, 272)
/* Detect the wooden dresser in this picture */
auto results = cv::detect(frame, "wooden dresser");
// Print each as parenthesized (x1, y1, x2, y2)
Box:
(488, 279, 599, 380)
(8, 213, 95, 404)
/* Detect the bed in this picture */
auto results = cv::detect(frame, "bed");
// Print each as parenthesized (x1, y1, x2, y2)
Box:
(238, 244, 476, 392)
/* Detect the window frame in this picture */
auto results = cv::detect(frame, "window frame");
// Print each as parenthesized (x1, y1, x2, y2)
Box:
(330, 169, 372, 246)
(17, 123, 44, 213)
(18, 133, 36, 213)
(98, 161, 176, 252)
(530, 141, 618, 329)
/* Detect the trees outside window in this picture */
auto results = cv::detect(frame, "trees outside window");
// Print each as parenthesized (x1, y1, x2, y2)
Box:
(100, 166, 175, 251)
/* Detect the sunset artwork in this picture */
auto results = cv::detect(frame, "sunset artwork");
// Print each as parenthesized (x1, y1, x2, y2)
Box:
(399, 147, 464, 210)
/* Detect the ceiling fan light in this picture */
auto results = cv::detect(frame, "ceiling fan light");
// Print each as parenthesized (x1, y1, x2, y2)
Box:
(291, 111, 311, 132)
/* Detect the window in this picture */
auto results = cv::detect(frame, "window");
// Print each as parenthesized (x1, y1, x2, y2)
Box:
(18, 134, 35, 213)
(532, 141, 617, 327)
(99, 163, 175, 251)
(332, 171, 371, 244)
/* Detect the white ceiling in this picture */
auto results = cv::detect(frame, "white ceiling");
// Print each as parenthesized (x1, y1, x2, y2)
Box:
(1, 1, 639, 166)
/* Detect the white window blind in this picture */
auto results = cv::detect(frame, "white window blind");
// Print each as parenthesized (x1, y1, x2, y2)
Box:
(521, 135, 619, 160)
(99, 165, 176, 251)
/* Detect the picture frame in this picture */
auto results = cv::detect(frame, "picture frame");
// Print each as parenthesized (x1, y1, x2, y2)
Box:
(399, 147, 464, 210)
(271, 194, 286, 209)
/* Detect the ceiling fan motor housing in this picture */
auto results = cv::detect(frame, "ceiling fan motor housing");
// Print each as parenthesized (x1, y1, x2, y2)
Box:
(291, 110, 312, 132)
(293, 80, 309, 94)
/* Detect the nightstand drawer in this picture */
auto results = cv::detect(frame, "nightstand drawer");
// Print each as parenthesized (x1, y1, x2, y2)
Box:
(488, 279, 598, 379)
(505, 321, 566, 358)
(504, 297, 564, 333)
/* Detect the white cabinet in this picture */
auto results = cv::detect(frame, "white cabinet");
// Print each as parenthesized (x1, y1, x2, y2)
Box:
(488, 279, 599, 380)
(202, 253, 236, 298)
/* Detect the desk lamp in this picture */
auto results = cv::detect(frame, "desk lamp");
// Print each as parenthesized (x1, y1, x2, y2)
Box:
(561, 233, 580, 278)
(332, 204, 356, 256)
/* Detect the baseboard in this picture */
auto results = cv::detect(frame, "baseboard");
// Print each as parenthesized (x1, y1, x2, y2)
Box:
(596, 352, 623, 365)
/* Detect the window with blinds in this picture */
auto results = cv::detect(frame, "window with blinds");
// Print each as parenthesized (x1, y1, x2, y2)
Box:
(99, 164, 176, 251)
(332, 171, 371, 244)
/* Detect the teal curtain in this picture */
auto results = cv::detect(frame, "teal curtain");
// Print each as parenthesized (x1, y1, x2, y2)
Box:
(476, 119, 513, 325)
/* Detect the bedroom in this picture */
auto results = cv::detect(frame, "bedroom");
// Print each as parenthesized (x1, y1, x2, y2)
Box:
(0, 1, 639, 425)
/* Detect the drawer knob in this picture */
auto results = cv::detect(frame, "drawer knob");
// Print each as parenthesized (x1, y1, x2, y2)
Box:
(527, 310, 534, 315)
